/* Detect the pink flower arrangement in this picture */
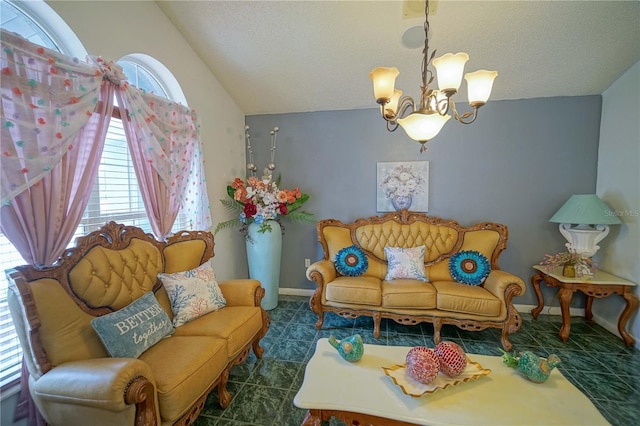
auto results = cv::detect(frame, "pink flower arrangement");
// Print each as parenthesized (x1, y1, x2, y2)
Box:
(215, 175, 315, 236)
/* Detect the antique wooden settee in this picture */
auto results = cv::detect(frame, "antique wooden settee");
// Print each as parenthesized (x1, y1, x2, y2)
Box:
(306, 210, 526, 350)
(7, 222, 270, 426)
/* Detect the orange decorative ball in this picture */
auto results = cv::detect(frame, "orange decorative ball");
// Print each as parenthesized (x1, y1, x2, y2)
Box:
(405, 346, 440, 384)
(434, 341, 467, 377)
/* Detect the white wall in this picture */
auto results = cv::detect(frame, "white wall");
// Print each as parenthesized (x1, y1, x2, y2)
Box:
(595, 61, 640, 348)
(46, 0, 249, 280)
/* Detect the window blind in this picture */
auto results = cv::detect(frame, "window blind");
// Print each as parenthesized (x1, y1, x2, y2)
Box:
(0, 237, 25, 389)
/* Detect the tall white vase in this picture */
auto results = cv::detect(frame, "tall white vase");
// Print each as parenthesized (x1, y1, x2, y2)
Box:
(246, 220, 282, 310)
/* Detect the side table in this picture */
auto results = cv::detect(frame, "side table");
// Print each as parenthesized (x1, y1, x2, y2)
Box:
(531, 265, 638, 346)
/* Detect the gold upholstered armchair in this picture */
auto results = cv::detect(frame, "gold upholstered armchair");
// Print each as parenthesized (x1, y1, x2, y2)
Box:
(7, 222, 269, 426)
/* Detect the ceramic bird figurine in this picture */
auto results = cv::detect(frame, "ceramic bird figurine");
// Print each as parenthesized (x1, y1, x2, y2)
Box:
(500, 349, 561, 383)
(328, 334, 364, 362)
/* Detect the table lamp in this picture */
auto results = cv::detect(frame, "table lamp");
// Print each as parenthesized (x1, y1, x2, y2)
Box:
(549, 194, 622, 257)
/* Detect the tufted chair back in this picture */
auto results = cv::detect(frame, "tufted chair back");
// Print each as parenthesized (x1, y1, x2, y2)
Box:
(319, 210, 508, 281)
(7, 222, 214, 377)
(68, 239, 163, 311)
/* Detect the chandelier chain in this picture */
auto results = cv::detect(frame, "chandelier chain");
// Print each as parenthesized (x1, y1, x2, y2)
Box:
(369, 0, 497, 151)
(420, 0, 432, 109)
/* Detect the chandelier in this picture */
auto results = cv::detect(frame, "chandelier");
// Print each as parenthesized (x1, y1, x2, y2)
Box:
(369, 0, 498, 152)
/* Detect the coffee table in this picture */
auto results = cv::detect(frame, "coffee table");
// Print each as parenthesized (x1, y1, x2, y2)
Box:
(294, 338, 610, 425)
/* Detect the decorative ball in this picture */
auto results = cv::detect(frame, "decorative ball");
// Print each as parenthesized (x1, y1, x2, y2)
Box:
(267, 162, 276, 170)
(247, 162, 257, 172)
(405, 346, 440, 384)
(434, 341, 467, 377)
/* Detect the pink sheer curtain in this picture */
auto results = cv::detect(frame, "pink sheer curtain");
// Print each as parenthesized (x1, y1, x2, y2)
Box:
(1, 30, 103, 206)
(1, 83, 114, 265)
(1, 30, 211, 424)
(116, 86, 211, 238)
(1, 30, 116, 265)
(1, 31, 116, 425)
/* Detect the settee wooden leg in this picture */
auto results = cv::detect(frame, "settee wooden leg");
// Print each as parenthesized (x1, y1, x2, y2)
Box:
(373, 313, 381, 338)
(252, 339, 264, 359)
(500, 328, 513, 352)
(314, 312, 324, 331)
(500, 302, 521, 351)
(215, 367, 232, 409)
(252, 310, 270, 359)
(433, 318, 442, 345)
(310, 289, 325, 331)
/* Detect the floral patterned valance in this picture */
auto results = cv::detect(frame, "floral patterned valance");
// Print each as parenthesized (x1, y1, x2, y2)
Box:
(1, 29, 211, 233)
(1, 29, 102, 204)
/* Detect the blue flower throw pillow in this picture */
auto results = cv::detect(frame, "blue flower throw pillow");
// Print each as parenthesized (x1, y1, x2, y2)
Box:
(334, 245, 368, 277)
(449, 250, 491, 285)
(91, 291, 174, 358)
(384, 246, 429, 282)
(158, 259, 227, 327)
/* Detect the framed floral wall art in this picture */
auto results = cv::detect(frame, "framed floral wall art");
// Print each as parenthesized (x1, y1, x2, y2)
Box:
(377, 161, 429, 212)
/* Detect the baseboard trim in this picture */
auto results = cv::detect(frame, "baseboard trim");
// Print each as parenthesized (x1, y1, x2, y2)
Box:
(591, 312, 623, 339)
(279, 288, 314, 297)
(514, 303, 585, 317)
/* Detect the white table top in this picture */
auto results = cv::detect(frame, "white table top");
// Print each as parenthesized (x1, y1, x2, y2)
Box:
(533, 265, 636, 286)
(294, 338, 610, 426)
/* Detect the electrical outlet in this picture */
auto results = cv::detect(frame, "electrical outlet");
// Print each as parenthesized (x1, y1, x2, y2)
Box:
(305, 258, 311, 267)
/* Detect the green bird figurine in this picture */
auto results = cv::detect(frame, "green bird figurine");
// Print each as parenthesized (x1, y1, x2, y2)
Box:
(328, 334, 364, 362)
(500, 349, 561, 383)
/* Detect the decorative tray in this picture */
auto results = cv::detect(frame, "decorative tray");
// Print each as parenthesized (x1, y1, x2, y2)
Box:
(382, 357, 491, 397)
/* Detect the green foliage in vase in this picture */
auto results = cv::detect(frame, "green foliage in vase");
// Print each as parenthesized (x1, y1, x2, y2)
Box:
(214, 174, 316, 237)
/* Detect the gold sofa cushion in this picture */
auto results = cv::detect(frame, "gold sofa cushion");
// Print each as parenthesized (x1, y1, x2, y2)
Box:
(139, 335, 227, 423)
(325, 276, 382, 306)
(432, 281, 501, 317)
(381, 280, 437, 309)
(29, 279, 108, 368)
(173, 306, 263, 359)
(163, 239, 208, 273)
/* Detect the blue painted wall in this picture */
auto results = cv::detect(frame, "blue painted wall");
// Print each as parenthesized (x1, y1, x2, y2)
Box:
(246, 95, 602, 305)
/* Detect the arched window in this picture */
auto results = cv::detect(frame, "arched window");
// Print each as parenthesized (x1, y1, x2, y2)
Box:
(120, 59, 167, 95)
(119, 54, 188, 104)
(0, 0, 192, 389)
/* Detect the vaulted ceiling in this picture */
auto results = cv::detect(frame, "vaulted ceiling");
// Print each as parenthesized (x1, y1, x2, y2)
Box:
(157, 0, 640, 115)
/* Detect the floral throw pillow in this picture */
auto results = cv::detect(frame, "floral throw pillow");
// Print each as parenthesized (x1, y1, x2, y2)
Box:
(158, 259, 227, 327)
(384, 246, 429, 282)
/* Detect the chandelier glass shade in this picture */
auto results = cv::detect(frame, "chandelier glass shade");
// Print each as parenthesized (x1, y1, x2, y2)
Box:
(369, 0, 497, 152)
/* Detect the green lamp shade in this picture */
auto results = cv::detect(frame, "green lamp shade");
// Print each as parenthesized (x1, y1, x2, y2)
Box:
(549, 194, 622, 225)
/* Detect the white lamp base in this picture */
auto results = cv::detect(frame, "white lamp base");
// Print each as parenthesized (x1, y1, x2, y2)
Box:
(558, 223, 610, 258)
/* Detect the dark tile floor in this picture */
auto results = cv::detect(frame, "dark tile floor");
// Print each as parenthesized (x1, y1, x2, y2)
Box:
(194, 295, 640, 426)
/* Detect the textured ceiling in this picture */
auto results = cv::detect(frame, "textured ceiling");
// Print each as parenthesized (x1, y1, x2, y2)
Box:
(157, 0, 640, 115)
